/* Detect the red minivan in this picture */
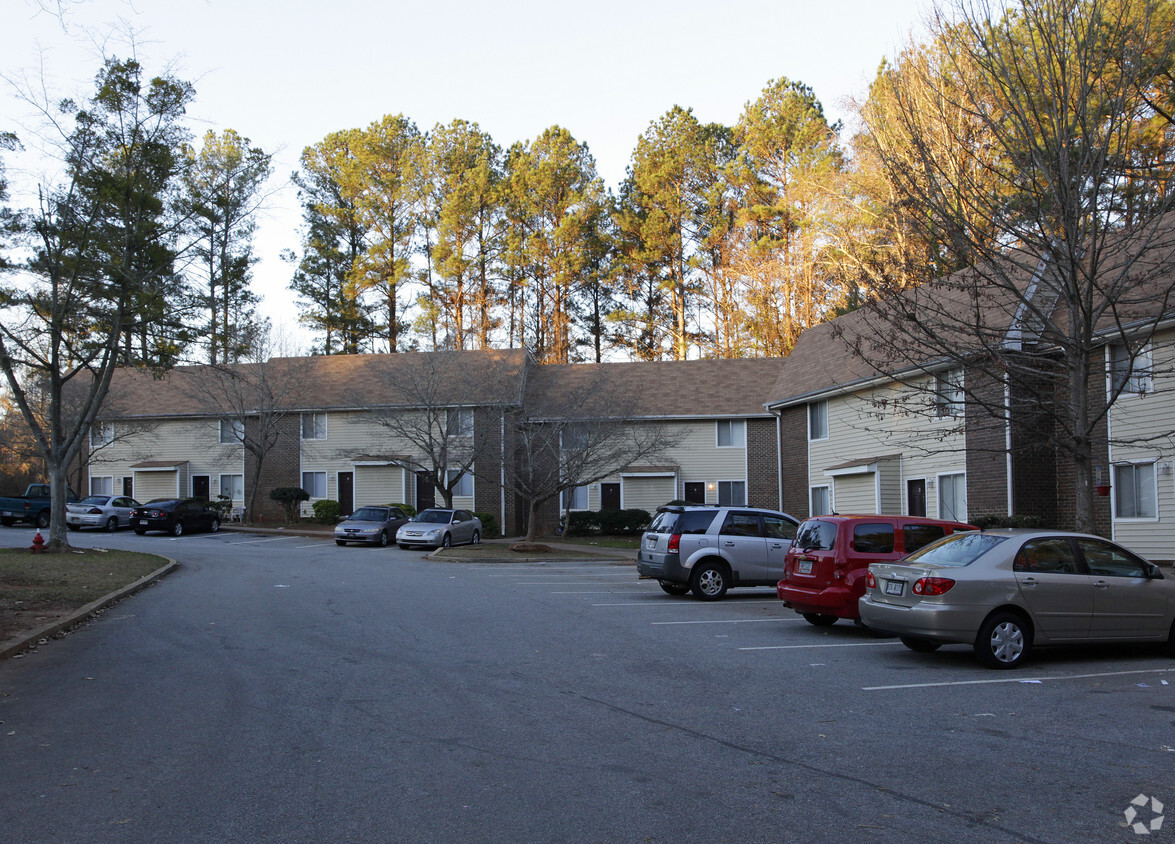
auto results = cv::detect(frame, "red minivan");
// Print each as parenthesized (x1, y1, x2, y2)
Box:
(778, 514, 977, 626)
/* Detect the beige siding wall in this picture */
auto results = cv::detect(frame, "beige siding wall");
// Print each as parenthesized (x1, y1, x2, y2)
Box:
(355, 465, 408, 506)
(810, 378, 968, 520)
(832, 473, 877, 513)
(90, 418, 244, 501)
(1107, 330, 1175, 558)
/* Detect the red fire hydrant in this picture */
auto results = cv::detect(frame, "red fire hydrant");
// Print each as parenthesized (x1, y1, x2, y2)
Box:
(30, 530, 45, 554)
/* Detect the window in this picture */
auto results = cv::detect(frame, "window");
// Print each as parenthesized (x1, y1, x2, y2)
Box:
(1114, 463, 1156, 519)
(301, 413, 326, 440)
(90, 475, 114, 496)
(446, 409, 474, 438)
(563, 484, 589, 510)
(301, 471, 327, 498)
(763, 514, 798, 541)
(1109, 343, 1153, 395)
(938, 473, 967, 522)
(810, 485, 831, 516)
(717, 480, 746, 506)
(934, 367, 965, 418)
(852, 523, 895, 554)
(720, 512, 761, 537)
(794, 519, 837, 551)
(219, 474, 244, 501)
(90, 422, 114, 448)
(447, 468, 474, 497)
(1014, 538, 1079, 574)
(716, 420, 746, 448)
(1075, 537, 1148, 577)
(219, 418, 244, 444)
(808, 401, 828, 440)
(903, 524, 946, 553)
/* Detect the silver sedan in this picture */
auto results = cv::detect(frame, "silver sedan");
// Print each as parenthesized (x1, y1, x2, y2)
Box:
(66, 495, 141, 531)
(859, 529, 1175, 668)
(334, 506, 411, 547)
(396, 509, 482, 549)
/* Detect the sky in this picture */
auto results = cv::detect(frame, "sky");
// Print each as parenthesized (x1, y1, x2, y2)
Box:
(2, 0, 933, 352)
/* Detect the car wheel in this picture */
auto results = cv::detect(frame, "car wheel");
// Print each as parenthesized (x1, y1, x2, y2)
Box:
(336, 540, 347, 546)
(659, 581, 691, 596)
(106, 516, 118, 532)
(470, 529, 480, 545)
(209, 518, 220, 533)
(171, 520, 184, 537)
(378, 531, 389, 547)
(802, 613, 838, 627)
(398, 543, 410, 550)
(691, 562, 729, 601)
(441, 533, 452, 549)
(901, 635, 942, 653)
(0, 517, 13, 527)
(36, 511, 50, 529)
(135, 528, 146, 535)
(974, 611, 1031, 669)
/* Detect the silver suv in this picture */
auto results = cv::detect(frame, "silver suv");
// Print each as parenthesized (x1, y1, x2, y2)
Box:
(637, 505, 800, 600)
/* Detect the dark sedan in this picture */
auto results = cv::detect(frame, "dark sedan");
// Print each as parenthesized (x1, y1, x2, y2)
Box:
(130, 499, 221, 536)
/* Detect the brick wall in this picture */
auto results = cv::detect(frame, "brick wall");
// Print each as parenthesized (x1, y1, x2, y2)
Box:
(964, 365, 1010, 520)
(747, 418, 780, 510)
(245, 414, 301, 524)
(778, 406, 809, 519)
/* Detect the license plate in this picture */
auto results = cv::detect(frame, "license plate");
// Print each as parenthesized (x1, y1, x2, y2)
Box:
(885, 580, 904, 596)
(797, 560, 813, 575)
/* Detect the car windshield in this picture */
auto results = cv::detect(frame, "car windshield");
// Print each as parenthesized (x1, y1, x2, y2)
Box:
(80, 496, 110, 505)
(904, 532, 1008, 567)
(351, 507, 389, 521)
(415, 510, 452, 524)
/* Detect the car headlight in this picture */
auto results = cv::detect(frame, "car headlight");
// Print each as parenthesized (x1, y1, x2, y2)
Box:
(426, 529, 441, 538)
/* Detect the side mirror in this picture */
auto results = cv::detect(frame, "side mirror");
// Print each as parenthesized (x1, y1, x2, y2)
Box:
(1145, 562, 1164, 579)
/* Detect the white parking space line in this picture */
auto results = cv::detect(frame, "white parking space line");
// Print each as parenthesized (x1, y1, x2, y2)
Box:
(652, 618, 803, 625)
(489, 573, 634, 578)
(740, 641, 902, 651)
(297, 543, 341, 549)
(518, 581, 632, 586)
(551, 591, 627, 594)
(862, 667, 1175, 691)
(224, 537, 299, 545)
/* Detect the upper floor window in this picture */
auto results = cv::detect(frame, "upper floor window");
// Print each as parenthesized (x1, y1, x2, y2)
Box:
(716, 420, 746, 448)
(934, 367, 965, 418)
(1109, 343, 1153, 395)
(219, 418, 245, 444)
(808, 401, 829, 441)
(90, 422, 114, 448)
(301, 412, 326, 440)
(446, 409, 474, 438)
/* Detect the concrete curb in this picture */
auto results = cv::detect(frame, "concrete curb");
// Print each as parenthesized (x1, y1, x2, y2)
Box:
(0, 558, 180, 661)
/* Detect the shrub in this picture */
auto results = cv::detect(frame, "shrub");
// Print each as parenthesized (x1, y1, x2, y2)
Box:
(388, 502, 416, 517)
(269, 487, 309, 523)
(564, 508, 651, 537)
(473, 511, 497, 538)
(969, 514, 1048, 529)
(313, 499, 342, 523)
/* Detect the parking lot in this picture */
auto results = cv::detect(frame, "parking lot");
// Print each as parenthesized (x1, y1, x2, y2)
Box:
(1, 525, 1173, 842)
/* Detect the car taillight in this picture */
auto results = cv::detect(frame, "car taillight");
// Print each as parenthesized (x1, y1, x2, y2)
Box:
(865, 571, 877, 589)
(88, 507, 103, 515)
(667, 534, 681, 553)
(913, 577, 955, 596)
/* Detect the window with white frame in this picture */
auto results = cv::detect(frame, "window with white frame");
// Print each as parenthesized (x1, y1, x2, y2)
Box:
(446, 409, 474, 438)
(1114, 462, 1157, 519)
(90, 422, 114, 448)
(934, 367, 965, 418)
(809, 401, 829, 440)
(1109, 343, 1153, 395)
(301, 471, 327, 498)
(563, 485, 589, 510)
(219, 474, 244, 501)
(219, 418, 245, 444)
(716, 420, 746, 448)
(811, 485, 831, 516)
(938, 473, 967, 522)
(90, 475, 114, 495)
(301, 413, 326, 440)
(447, 468, 474, 497)
(718, 480, 746, 506)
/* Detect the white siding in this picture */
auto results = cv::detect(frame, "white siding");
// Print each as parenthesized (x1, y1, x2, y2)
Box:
(355, 465, 407, 507)
(833, 474, 877, 513)
(622, 477, 676, 512)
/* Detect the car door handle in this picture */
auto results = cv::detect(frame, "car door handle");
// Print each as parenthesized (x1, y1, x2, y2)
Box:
(1093, 580, 1110, 589)
(1020, 577, 1038, 587)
